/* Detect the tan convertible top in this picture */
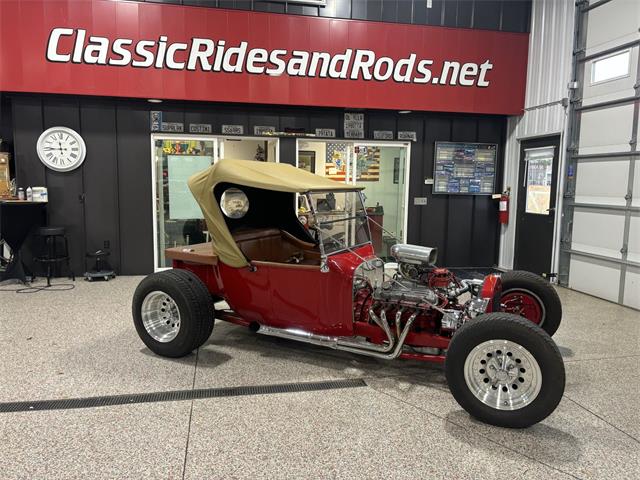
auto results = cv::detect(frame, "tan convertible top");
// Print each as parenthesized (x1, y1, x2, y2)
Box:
(188, 159, 362, 267)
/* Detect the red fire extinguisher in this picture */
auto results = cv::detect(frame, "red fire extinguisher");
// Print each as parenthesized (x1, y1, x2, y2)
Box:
(498, 188, 510, 224)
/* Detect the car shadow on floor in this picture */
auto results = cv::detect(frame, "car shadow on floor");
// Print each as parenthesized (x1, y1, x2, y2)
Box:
(444, 409, 583, 465)
(198, 320, 445, 384)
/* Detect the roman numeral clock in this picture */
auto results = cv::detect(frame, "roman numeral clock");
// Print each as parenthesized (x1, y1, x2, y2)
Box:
(36, 127, 86, 172)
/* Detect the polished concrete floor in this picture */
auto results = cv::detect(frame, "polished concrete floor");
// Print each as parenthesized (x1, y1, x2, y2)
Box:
(0, 276, 638, 479)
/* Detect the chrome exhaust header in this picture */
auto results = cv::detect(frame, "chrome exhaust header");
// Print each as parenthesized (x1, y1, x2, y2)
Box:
(256, 308, 418, 360)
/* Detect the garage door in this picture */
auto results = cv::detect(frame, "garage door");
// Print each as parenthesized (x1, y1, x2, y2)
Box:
(560, 0, 640, 308)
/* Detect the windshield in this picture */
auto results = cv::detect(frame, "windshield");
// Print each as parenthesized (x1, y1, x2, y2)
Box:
(305, 191, 371, 254)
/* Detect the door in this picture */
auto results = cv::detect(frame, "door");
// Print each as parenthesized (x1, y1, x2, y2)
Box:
(295, 140, 410, 259)
(514, 136, 561, 276)
(152, 135, 218, 270)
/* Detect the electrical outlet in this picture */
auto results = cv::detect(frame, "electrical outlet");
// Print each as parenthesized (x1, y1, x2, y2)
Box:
(104, 240, 110, 249)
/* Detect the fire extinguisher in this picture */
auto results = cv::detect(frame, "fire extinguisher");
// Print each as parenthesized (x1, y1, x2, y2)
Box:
(498, 188, 510, 224)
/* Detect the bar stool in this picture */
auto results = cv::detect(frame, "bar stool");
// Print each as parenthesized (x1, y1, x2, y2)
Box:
(35, 226, 75, 286)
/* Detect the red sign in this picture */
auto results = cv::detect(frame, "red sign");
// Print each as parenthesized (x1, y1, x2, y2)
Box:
(0, 0, 529, 115)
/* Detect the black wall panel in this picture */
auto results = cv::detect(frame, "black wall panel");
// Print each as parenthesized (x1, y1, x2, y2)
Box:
(473, 119, 503, 266)
(80, 101, 121, 273)
(381, 0, 398, 23)
(308, 111, 341, 136)
(474, 0, 502, 31)
(420, 117, 450, 260)
(9, 94, 506, 273)
(138, 0, 531, 32)
(42, 98, 85, 275)
(501, 0, 531, 33)
(279, 111, 309, 133)
(12, 97, 46, 187)
(218, 109, 250, 135)
(446, 117, 477, 266)
(425, 0, 445, 26)
(443, 1, 458, 28)
(0, 95, 14, 172)
(11, 97, 46, 271)
(456, 0, 474, 28)
(116, 102, 154, 275)
(254, 1, 285, 14)
(248, 113, 281, 135)
(367, 114, 396, 139)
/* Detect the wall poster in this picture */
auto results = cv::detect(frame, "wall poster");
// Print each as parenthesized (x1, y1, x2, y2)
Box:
(354, 146, 381, 182)
(325, 142, 349, 181)
(433, 142, 497, 195)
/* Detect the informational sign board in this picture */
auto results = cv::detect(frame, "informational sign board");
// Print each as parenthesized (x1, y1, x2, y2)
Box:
(168, 155, 212, 219)
(254, 125, 276, 135)
(373, 130, 394, 140)
(433, 142, 497, 195)
(315, 128, 336, 138)
(222, 125, 244, 135)
(189, 123, 212, 134)
(344, 113, 364, 139)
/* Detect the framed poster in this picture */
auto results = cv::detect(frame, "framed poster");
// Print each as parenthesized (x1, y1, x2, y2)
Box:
(433, 142, 497, 195)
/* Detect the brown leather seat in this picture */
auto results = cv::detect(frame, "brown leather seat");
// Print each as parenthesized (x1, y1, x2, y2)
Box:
(232, 228, 320, 265)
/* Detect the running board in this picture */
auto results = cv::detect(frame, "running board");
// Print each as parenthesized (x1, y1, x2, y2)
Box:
(256, 311, 418, 360)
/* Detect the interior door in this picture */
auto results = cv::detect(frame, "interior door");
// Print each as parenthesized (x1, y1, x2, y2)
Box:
(514, 136, 561, 276)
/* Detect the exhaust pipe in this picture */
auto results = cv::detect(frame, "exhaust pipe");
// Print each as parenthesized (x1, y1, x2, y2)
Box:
(257, 309, 418, 360)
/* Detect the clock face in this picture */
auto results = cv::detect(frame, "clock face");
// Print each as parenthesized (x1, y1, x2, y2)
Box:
(37, 127, 86, 172)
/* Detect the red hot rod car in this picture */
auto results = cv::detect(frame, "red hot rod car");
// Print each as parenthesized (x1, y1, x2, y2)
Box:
(133, 160, 565, 428)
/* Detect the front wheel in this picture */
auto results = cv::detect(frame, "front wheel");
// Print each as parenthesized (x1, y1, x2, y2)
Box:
(500, 270, 562, 336)
(445, 313, 565, 428)
(132, 269, 215, 358)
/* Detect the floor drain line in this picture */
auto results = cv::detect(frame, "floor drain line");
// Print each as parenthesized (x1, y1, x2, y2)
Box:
(0, 378, 368, 413)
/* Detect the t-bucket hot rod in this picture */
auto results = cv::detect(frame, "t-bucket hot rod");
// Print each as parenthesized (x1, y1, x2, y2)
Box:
(133, 159, 565, 428)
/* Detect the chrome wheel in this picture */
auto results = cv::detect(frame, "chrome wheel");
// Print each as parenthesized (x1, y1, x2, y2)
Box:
(141, 290, 181, 343)
(463, 339, 542, 411)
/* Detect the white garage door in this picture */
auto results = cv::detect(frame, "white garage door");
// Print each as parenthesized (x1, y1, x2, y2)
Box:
(560, 0, 640, 308)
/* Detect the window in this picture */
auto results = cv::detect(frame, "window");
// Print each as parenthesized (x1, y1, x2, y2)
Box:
(524, 147, 555, 215)
(591, 50, 631, 84)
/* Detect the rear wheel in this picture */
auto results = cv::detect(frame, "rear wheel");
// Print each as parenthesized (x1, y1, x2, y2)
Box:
(132, 269, 215, 358)
(445, 313, 565, 428)
(500, 270, 562, 336)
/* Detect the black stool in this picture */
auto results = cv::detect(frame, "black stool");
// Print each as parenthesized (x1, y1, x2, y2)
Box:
(35, 227, 75, 286)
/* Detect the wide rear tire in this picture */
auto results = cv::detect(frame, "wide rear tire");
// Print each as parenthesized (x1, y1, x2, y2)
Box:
(132, 269, 215, 358)
(445, 313, 565, 428)
(500, 270, 562, 336)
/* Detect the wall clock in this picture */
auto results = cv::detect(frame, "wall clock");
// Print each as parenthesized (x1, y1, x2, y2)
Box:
(36, 126, 86, 172)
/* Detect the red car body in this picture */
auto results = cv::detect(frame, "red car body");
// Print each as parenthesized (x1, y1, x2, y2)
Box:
(169, 242, 503, 364)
